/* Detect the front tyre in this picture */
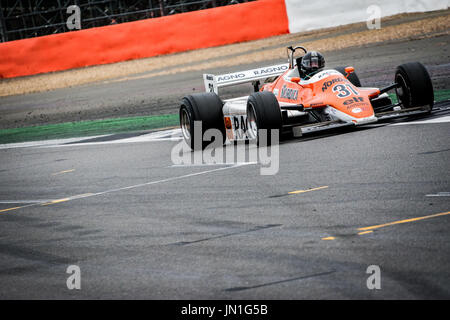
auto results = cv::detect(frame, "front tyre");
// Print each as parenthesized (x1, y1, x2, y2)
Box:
(246, 91, 282, 146)
(395, 62, 434, 112)
(179, 93, 225, 150)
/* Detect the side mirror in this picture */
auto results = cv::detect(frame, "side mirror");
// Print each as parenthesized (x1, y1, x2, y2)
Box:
(345, 66, 355, 77)
(291, 77, 300, 84)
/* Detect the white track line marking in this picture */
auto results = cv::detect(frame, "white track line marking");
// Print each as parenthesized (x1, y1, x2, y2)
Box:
(426, 192, 450, 197)
(52, 169, 75, 175)
(42, 129, 183, 148)
(0, 129, 182, 150)
(391, 115, 450, 126)
(0, 135, 110, 150)
(0, 163, 251, 214)
(170, 162, 258, 167)
(0, 200, 53, 204)
(89, 163, 251, 197)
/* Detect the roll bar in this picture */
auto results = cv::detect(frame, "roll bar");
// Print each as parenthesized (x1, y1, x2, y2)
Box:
(287, 46, 307, 69)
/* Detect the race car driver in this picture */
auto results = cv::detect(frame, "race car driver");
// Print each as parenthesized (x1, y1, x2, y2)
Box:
(299, 51, 325, 80)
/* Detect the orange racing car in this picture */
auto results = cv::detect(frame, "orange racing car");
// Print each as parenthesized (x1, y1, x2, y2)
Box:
(179, 45, 434, 149)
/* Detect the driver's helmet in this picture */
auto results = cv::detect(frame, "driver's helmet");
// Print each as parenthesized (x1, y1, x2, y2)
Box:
(300, 51, 325, 75)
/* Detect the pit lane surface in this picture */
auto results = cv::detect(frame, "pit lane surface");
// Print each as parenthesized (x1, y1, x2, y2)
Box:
(0, 102, 449, 299)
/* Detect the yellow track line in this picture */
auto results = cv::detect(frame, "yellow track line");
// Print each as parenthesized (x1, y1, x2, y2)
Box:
(41, 198, 71, 206)
(289, 186, 328, 195)
(358, 231, 373, 235)
(0, 206, 23, 213)
(323, 211, 450, 240)
(358, 211, 450, 231)
(52, 169, 75, 176)
(1, 193, 96, 213)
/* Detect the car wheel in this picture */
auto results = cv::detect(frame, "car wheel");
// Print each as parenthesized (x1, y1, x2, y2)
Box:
(335, 66, 362, 87)
(395, 62, 434, 112)
(246, 91, 282, 146)
(180, 92, 225, 150)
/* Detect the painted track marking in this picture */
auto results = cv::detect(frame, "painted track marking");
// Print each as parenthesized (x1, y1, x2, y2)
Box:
(426, 192, 450, 197)
(288, 186, 328, 195)
(0, 200, 52, 204)
(391, 115, 450, 125)
(52, 169, 75, 175)
(322, 211, 450, 240)
(358, 211, 450, 231)
(0, 163, 252, 214)
(0, 206, 24, 213)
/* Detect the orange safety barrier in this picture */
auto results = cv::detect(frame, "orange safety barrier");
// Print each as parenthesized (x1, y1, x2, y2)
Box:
(0, 0, 288, 79)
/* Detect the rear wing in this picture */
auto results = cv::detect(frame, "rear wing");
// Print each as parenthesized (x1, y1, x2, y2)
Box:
(203, 63, 290, 94)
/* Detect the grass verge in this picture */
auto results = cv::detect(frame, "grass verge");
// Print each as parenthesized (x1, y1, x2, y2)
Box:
(388, 89, 450, 104)
(0, 113, 179, 144)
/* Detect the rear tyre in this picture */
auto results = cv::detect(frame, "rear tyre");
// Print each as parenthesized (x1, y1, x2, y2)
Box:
(179, 93, 225, 150)
(246, 91, 282, 146)
(395, 62, 434, 112)
(335, 66, 362, 87)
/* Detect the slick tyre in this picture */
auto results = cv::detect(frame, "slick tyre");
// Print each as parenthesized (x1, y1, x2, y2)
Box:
(395, 62, 434, 112)
(246, 91, 282, 146)
(179, 93, 225, 150)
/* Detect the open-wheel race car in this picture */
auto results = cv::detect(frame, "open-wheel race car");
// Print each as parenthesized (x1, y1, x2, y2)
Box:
(179, 45, 434, 149)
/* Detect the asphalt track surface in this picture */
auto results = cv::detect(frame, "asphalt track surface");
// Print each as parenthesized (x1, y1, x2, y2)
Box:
(0, 37, 450, 299)
(0, 103, 449, 299)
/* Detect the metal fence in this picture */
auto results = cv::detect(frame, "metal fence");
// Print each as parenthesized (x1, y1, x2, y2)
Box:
(0, 0, 253, 42)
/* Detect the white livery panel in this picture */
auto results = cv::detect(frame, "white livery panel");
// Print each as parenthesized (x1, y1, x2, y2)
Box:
(204, 63, 289, 94)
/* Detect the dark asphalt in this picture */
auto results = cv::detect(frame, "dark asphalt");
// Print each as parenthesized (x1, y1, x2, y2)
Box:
(0, 103, 449, 299)
(1, 23, 450, 299)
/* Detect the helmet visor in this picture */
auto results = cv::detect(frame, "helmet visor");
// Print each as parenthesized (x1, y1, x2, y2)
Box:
(302, 54, 320, 69)
(310, 56, 319, 68)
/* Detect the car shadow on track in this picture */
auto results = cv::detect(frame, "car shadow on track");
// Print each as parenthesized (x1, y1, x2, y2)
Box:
(279, 101, 449, 146)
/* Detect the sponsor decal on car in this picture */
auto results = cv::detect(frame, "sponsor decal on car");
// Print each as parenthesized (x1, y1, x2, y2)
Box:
(213, 64, 289, 86)
(322, 77, 345, 91)
(253, 65, 288, 76)
(217, 73, 246, 82)
(344, 97, 365, 105)
(233, 115, 248, 132)
(317, 70, 340, 79)
(232, 115, 249, 140)
(280, 85, 298, 101)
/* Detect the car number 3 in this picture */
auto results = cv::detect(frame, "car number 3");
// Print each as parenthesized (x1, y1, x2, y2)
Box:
(332, 84, 358, 98)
